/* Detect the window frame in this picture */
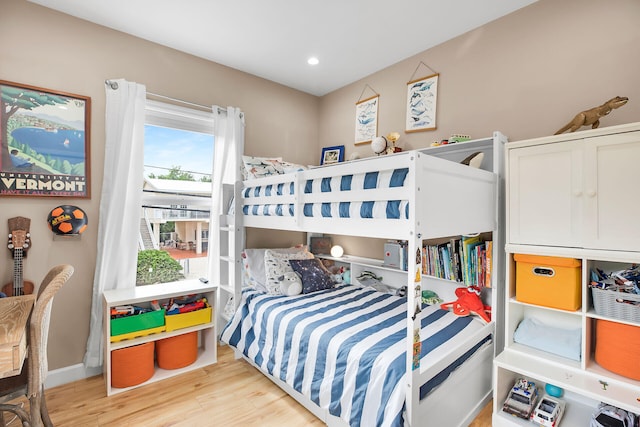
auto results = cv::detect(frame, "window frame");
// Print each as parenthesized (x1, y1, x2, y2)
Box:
(138, 99, 215, 285)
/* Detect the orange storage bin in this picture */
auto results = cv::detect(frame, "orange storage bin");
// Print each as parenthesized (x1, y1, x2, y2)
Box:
(514, 254, 581, 311)
(595, 319, 640, 380)
(156, 331, 198, 370)
(111, 342, 155, 388)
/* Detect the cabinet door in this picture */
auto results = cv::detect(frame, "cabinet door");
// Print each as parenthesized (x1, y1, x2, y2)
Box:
(583, 131, 640, 251)
(508, 140, 584, 247)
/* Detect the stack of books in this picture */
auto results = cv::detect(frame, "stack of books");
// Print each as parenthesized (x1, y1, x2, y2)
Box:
(421, 235, 492, 287)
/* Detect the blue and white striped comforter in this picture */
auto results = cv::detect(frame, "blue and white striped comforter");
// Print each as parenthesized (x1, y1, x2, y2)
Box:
(220, 285, 490, 427)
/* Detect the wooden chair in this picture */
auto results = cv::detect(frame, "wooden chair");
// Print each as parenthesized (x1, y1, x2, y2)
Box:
(0, 265, 74, 427)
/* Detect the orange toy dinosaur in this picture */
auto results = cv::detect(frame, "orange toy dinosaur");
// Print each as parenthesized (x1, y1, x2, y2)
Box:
(440, 286, 491, 323)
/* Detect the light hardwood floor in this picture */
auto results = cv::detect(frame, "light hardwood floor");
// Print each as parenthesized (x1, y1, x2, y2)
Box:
(2, 344, 492, 426)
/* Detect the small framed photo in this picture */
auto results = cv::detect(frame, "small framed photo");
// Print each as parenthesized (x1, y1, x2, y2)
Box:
(321, 145, 345, 165)
(310, 236, 332, 255)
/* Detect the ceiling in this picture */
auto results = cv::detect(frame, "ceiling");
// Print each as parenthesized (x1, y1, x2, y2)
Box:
(28, 0, 538, 96)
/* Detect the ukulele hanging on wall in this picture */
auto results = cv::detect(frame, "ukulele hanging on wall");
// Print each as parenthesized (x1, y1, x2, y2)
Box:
(2, 216, 35, 297)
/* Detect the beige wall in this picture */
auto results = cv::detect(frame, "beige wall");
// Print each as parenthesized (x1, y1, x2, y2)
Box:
(0, 0, 316, 370)
(1, 0, 638, 374)
(318, 0, 640, 258)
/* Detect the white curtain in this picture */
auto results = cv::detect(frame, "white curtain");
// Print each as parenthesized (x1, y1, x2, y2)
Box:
(208, 106, 244, 283)
(84, 79, 146, 368)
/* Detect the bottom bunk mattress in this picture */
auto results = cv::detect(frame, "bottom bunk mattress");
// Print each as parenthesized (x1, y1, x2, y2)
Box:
(220, 285, 492, 427)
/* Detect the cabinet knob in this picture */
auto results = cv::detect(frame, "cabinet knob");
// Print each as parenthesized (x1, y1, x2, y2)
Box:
(587, 190, 597, 198)
(574, 190, 582, 197)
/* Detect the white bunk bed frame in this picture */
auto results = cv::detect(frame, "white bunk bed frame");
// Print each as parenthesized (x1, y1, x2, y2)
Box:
(219, 147, 499, 426)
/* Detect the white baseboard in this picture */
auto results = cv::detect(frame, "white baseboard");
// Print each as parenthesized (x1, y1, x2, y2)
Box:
(45, 363, 103, 390)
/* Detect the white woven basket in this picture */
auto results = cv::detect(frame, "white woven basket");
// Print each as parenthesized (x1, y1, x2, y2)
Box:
(591, 287, 640, 323)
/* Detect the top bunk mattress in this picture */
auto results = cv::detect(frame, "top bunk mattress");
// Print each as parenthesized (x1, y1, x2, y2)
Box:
(238, 151, 497, 240)
(243, 167, 410, 220)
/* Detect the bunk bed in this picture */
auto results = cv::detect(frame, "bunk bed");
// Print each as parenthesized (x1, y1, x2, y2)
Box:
(218, 146, 500, 427)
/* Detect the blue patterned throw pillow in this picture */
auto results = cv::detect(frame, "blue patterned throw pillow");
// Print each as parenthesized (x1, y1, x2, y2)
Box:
(289, 258, 336, 294)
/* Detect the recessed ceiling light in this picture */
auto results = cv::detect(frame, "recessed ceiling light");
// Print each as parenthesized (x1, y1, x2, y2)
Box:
(307, 57, 319, 66)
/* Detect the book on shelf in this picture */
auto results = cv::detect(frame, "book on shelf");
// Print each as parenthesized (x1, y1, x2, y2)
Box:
(484, 240, 492, 288)
(473, 244, 486, 288)
(400, 240, 408, 271)
(450, 238, 462, 282)
(461, 234, 482, 286)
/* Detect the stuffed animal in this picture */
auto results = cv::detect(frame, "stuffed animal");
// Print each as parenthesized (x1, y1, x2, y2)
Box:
(342, 269, 351, 285)
(440, 286, 491, 323)
(421, 290, 443, 305)
(279, 271, 302, 296)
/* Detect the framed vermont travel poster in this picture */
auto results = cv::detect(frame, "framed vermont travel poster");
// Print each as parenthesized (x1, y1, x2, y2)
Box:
(0, 80, 91, 197)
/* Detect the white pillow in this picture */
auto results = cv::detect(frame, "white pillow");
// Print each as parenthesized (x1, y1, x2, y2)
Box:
(242, 246, 309, 291)
(241, 253, 265, 292)
(264, 249, 314, 295)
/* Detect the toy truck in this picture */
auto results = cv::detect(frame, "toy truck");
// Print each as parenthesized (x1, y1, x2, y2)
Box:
(532, 395, 565, 427)
(591, 403, 638, 427)
(502, 378, 539, 419)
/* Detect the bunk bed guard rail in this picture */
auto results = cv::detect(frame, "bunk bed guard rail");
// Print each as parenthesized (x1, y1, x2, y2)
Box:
(240, 151, 496, 241)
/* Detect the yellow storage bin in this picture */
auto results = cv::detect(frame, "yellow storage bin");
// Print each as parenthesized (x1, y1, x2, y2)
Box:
(110, 325, 166, 343)
(514, 254, 581, 311)
(165, 305, 212, 332)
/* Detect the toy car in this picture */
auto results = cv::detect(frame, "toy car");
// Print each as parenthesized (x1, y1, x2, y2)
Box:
(532, 395, 565, 427)
(591, 403, 638, 427)
(502, 378, 539, 419)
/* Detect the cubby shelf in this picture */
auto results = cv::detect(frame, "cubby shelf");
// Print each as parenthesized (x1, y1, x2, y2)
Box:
(102, 279, 217, 396)
(493, 122, 640, 425)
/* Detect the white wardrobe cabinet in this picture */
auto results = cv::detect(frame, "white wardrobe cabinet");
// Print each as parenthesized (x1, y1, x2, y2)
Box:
(507, 127, 640, 252)
(494, 122, 640, 426)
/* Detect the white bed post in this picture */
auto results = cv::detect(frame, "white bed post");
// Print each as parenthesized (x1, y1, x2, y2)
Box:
(293, 171, 301, 228)
(405, 153, 422, 425)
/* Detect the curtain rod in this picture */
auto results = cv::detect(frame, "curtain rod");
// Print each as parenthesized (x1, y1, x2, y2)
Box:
(147, 92, 218, 112)
(104, 80, 226, 113)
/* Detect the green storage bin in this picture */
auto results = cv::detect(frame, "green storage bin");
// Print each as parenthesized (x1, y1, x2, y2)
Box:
(110, 309, 165, 336)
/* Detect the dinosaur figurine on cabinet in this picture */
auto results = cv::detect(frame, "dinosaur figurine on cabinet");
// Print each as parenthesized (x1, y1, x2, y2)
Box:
(554, 96, 628, 134)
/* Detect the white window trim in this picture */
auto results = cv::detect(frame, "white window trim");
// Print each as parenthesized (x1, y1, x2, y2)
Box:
(145, 99, 214, 135)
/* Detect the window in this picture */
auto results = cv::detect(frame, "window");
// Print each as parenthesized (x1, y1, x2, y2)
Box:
(137, 100, 214, 286)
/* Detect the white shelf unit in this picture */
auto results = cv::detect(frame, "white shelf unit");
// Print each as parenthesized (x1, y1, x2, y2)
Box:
(493, 122, 640, 425)
(102, 279, 217, 396)
(315, 254, 408, 286)
(419, 133, 506, 352)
